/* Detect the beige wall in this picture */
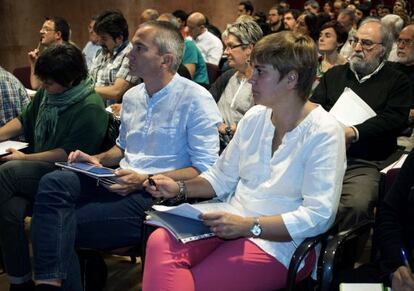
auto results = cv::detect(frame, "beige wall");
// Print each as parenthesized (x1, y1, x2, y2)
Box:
(0, 0, 275, 72)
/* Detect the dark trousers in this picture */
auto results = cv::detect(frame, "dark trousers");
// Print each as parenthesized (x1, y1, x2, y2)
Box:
(31, 170, 154, 291)
(0, 160, 56, 284)
(336, 159, 381, 231)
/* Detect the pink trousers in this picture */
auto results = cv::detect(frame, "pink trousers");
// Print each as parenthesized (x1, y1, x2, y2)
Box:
(142, 228, 316, 291)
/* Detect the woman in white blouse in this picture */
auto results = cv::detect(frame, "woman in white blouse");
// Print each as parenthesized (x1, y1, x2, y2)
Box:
(142, 31, 347, 291)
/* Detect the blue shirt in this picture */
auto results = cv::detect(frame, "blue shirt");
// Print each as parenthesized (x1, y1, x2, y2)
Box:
(117, 74, 221, 174)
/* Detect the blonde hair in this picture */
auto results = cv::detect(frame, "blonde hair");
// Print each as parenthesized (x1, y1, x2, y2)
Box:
(251, 31, 318, 100)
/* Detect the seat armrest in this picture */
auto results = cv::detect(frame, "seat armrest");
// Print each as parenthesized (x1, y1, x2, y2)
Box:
(286, 230, 332, 290)
(320, 220, 374, 291)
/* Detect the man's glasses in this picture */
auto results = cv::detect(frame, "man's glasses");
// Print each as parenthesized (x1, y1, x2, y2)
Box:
(349, 37, 382, 50)
(40, 27, 55, 33)
(397, 38, 414, 47)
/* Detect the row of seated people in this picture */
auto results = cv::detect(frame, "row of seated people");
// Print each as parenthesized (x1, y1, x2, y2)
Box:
(0, 12, 413, 291)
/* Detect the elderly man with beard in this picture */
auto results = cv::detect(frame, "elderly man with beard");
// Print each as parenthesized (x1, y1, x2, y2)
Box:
(395, 24, 414, 122)
(310, 18, 411, 232)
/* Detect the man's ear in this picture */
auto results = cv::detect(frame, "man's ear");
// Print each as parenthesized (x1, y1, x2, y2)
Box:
(55, 31, 62, 41)
(115, 36, 124, 45)
(161, 53, 174, 69)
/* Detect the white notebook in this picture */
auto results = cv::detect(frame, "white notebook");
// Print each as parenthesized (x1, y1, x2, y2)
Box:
(0, 141, 29, 156)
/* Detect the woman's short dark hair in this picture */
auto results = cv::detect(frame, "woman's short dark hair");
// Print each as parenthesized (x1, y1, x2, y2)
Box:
(35, 43, 87, 87)
(94, 10, 129, 41)
(251, 31, 318, 101)
(320, 20, 349, 48)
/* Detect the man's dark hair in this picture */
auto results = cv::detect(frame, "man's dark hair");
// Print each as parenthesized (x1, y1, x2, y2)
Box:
(239, 1, 254, 14)
(46, 16, 70, 42)
(35, 43, 87, 87)
(172, 10, 188, 23)
(285, 9, 301, 20)
(94, 10, 129, 41)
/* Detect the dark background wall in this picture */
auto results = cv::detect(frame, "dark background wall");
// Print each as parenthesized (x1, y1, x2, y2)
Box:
(0, 0, 401, 72)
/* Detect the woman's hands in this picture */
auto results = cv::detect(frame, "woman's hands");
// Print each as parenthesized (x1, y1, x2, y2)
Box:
(202, 212, 253, 239)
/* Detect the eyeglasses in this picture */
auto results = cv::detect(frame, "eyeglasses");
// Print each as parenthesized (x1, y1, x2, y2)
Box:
(397, 38, 414, 47)
(40, 27, 55, 33)
(349, 37, 382, 50)
(224, 43, 245, 51)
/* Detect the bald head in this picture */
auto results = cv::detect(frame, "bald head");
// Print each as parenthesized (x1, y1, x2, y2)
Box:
(187, 12, 207, 40)
(187, 12, 206, 26)
(397, 24, 414, 65)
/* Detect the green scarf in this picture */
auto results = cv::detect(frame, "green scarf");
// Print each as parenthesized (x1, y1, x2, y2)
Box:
(34, 77, 94, 152)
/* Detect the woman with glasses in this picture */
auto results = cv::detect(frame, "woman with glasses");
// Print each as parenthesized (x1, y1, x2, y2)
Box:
(209, 20, 262, 149)
(142, 31, 346, 291)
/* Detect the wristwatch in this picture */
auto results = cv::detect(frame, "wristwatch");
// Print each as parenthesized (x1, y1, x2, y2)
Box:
(250, 217, 262, 238)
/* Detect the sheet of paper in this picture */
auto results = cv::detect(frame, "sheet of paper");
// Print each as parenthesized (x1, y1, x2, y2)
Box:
(329, 87, 377, 126)
(0, 141, 29, 155)
(380, 153, 408, 174)
(153, 202, 240, 221)
(26, 88, 37, 98)
(339, 283, 388, 291)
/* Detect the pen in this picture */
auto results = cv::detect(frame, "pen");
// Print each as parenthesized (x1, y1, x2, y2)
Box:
(400, 248, 412, 271)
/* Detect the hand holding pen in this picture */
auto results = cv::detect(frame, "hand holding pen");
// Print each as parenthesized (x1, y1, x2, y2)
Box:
(392, 248, 414, 291)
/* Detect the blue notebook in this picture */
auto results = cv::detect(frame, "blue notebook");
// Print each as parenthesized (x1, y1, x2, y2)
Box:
(145, 211, 215, 243)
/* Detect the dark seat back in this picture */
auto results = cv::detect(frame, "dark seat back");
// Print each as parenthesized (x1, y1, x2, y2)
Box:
(12, 66, 32, 89)
(206, 63, 219, 84)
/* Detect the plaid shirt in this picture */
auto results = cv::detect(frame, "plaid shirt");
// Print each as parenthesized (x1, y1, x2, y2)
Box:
(0, 66, 30, 127)
(89, 41, 138, 87)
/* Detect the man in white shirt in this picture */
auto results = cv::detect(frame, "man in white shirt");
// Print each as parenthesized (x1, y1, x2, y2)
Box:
(187, 12, 223, 66)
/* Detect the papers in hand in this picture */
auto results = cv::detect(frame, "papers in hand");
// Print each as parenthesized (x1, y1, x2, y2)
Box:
(0, 141, 29, 156)
(329, 87, 377, 126)
(55, 162, 116, 179)
(146, 202, 240, 243)
(152, 202, 240, 221)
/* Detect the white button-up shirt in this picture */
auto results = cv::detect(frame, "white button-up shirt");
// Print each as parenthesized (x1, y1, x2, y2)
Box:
(201, 105, 346, 268)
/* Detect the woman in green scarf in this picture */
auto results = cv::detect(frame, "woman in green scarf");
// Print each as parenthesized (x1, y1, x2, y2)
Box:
(0, 43, 108, 291)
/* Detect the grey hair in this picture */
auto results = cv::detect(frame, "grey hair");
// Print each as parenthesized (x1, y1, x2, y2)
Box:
(158, 13, 180, 30)
(141, 21, 184, 73)
(222, 20, 263, 46)
(381, 14, 404, 38)
(360, 17, 394, 59)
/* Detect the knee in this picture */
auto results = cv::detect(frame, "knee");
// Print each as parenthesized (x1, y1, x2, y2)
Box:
(0, 197, 31, 224)
(146, 228, 173, 253)
(36, 170, 80, 203)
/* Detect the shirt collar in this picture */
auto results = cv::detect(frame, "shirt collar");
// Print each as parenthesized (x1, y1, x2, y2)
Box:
(145, 73, 180, 103)
(350, 61, 385, 83)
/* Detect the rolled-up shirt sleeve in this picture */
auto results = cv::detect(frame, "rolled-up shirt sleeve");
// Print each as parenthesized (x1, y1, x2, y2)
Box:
(187, 95, 222, 172)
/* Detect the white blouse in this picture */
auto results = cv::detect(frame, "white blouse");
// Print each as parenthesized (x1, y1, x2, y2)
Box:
(201, 105, 346, 268)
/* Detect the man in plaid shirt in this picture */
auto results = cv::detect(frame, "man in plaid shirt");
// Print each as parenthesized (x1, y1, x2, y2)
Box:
(89, 10, 139, 105)
(0, 66, 30, 127)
